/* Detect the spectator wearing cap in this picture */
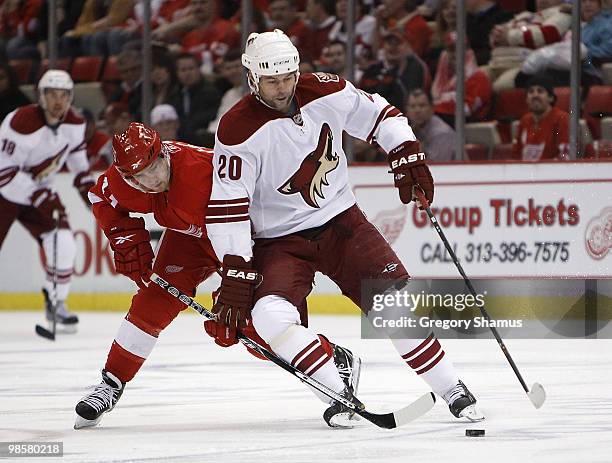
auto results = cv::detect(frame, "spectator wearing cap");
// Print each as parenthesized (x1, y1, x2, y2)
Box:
(431, 32, 493, 127)
(151, 104, 181, 141)
(405, 89, 457, 161)
(513, 74, 569, 161)
(358, 30, 429, 110)
(375, 0, 432, 58)
(104, 102, 134, 136)
(168, 53, 222, 144)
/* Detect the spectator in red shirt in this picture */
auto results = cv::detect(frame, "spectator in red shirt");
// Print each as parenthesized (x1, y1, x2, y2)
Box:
(375, 0, 432, 58)
(268, 0, 313, 61)
(304, 0, 337, 64)
(5, 0, 43, 60)
(180, 0, 240, 74)
(513, 74, 569, 161)
(431, 32, 493, 127)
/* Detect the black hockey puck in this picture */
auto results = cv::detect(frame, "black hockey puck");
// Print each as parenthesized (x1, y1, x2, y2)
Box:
(466, 429, 485, 437)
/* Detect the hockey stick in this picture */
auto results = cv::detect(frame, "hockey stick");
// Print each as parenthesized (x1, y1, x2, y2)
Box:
(36, 209, 60, 341)
(149, 272, 436, 429)
(414, 188, 546, 409)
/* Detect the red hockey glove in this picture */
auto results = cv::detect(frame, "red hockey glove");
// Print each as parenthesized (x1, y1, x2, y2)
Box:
(204, 287, 239, 347)
(73, 171, 96, 207)
(30, 188, 65, 219)
(107, 217, 154, 289)
(387, 141, 434, 209)
(204, 319, 239, 347)
(212, 255, 261, 330)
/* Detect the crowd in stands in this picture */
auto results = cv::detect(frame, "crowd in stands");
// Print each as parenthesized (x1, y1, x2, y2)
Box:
(1, 0, 611, 165)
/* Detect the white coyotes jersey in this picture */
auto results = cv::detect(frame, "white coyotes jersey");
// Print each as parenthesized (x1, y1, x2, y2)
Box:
(206, 72, 416, 260)
(0, 104, 87, 205)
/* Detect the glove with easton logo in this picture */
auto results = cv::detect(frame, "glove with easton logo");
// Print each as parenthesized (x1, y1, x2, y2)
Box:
(204, 287, 240, 347)
(107, 217, 154, 288)
(387, 141, 434, 209)
(212, 255, 261, 334)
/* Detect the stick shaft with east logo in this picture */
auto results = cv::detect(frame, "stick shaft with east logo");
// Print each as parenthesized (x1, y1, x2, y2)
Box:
(414, 188, 546, 409)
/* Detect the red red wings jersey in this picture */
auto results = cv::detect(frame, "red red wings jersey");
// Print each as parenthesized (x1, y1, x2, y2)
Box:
(89, 142, 214, 238)
(206, 72, 417, 261)
(513, 107, 570, 161)
(0, 104, 87, 205)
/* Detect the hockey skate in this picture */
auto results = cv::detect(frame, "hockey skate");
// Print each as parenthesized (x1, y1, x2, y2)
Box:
(43, 288, 78, 330)
(442, 380, 484, 422)
(74, 370, 124, 429)
(323, 344, 363, 428)
(323, 386, 365, 428)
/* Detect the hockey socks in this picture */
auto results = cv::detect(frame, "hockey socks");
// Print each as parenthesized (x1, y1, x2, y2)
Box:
(392, 334, 459, 396)
(105, 318, 158, 383)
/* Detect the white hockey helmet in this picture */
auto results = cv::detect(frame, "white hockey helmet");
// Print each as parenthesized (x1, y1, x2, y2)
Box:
(38, 69, 74, 109)
(242, 29, 300, 94)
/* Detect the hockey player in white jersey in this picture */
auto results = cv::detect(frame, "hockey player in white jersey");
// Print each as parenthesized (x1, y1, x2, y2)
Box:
(206, 29, 484, 427)
(0, 70, 95, 327)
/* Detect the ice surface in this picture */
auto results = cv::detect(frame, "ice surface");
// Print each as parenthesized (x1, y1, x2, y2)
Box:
(1, 312, 611, 463)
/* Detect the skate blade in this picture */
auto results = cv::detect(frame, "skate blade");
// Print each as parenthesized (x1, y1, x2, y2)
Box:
(351, 356, 362, 395)
(74, 414, 103, 429)
(459, 404, 485, 422)
(44, 320, 78, 335)
(327, 411, 362, 429)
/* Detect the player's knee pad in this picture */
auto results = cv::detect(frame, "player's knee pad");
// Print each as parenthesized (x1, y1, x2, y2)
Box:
(252, 295, 302, 343)
(127, 284, 184, 336)
(41, 228, 76, 271)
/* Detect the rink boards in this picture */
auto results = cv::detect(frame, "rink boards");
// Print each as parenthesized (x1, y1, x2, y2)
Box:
(1, 160, 611, 312)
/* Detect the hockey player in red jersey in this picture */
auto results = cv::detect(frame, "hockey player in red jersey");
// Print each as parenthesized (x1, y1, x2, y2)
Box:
(0, 70, 95, 328)
(74, 122, 219, 429)
(206, 29, 484, 427)
(74, 122, 361, 429)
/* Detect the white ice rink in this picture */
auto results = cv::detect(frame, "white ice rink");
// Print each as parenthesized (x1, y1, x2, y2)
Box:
(1, 311, 611, 463)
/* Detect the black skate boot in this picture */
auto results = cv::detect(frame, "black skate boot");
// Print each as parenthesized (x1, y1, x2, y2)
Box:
(43, 288, 78, 325)
(74, 370, 124, 429)
(442, 380, 484, 422)
(323, 387, 365, 428)
(332, 343, 362, 396)
(323, 343, 363, 428)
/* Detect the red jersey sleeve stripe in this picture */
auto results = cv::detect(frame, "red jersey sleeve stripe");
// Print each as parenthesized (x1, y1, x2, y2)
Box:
(208, 197, 249, 205)
(206, 204, 249, 217)
(205, 215, 249, 224)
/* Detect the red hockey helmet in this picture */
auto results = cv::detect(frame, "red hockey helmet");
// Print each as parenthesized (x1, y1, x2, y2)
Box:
(112, 122, 162, 176)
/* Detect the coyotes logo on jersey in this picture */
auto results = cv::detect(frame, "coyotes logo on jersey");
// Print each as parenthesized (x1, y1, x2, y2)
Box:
(278, 123, 339, 208)
(27, 144, 69, 181)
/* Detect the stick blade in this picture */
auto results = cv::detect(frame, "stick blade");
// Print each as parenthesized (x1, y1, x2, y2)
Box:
(528, 382, 546, 409)
(35, 324, 55, 341)
(393, 392, 436, 427)
(359, 392, 436, 429)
